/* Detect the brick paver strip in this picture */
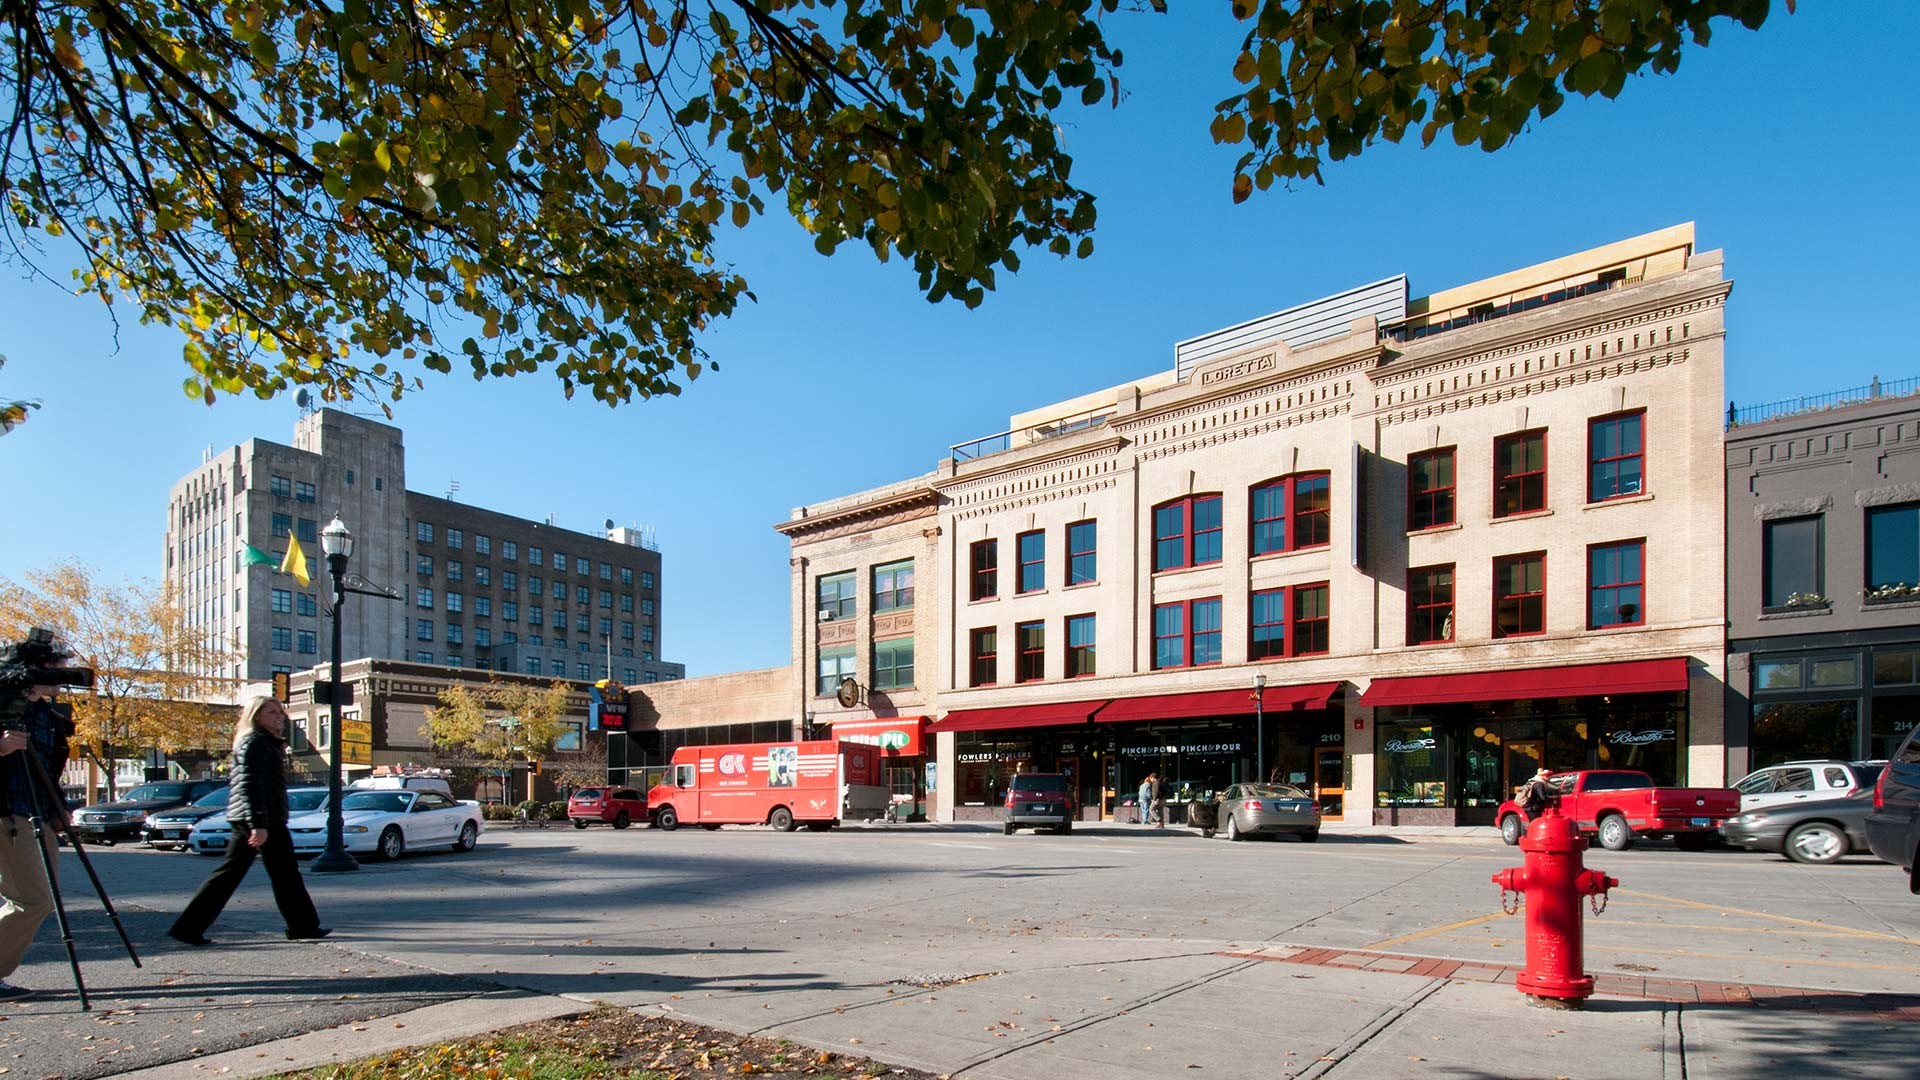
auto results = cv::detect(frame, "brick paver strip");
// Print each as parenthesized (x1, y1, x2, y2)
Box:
(1224, 945, 1920, 1016)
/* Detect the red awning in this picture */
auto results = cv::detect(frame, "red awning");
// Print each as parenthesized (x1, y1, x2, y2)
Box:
(1099, 682, 1342, 724)
(926, 699, 1107, 734)
(1358, 658, 1690, 707)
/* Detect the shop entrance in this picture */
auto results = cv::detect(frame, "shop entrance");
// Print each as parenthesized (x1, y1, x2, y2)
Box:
(1503, 739, 1545, 801)
(1314, 747, 1344, 820)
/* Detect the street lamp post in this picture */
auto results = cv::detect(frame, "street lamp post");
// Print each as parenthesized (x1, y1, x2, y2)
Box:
(311, 516, 359, 874)
(1252, 673, 1268, 785)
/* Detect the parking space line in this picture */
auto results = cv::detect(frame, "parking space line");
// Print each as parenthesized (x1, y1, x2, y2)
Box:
(1613, 888, 1919, 945)
(1362, 912, 1509, 950)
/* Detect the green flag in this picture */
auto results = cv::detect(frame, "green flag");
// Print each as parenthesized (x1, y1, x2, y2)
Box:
(243, 543, 276, 567)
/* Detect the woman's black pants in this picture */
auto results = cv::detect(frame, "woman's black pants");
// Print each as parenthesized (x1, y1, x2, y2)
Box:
(170, 824, 321, 938)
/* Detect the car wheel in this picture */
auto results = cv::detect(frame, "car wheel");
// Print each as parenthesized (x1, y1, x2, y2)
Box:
(1597, 814, 1636, 852)
(769, 807, 795, 833)
(454, 821, 478, 852)
(1299, 829, 1320, 843)
(1672, 832, 1712, 852)
(1003, 822, 1017, 835)
(572, 819, 589, 830)
(1225, 815, 1241, 842)
(613, 811, 631, 830)
(378, 826, 405, 861)
(1500, 814, 1525, 846)
(1784, 822, 1847, 865)
(655, 805, 679, 831)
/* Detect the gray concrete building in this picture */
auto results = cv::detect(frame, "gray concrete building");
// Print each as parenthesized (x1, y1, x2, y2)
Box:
(1725, 381, 1920, 776)
(163, 408, 684, 697)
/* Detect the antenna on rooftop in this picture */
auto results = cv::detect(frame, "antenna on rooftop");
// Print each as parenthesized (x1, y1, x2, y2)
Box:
(446, 479, 460, 501)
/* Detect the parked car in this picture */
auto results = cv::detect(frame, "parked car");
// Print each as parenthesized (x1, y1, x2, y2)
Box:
(568, 786, 646, 829)
(1497, 769, 1738, 851)
(1003, 773, 1075, 835)
(144, 787, 232, 850)
(1218, 783, 1321, 842)
(287, 789, 482, 860)
(1723, 793, 1879, 864)
(1732, 760, 1885, 811)
(1866, 727, 1920, 893)
(70, 779, 226, 845)
(188, 787, 330, 855)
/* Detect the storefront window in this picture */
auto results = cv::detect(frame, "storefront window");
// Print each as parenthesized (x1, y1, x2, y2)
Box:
(1754, 660, 1803, 691)
(955, 734, 1033, 806)
(1874, 651, 1918, 686)
(1376, 723, 1449, 807)
(1752, 700, 1858, 768)
(1808, 658, 1859, 688)
(1871, 696, 1920, 761)
(1593, 708, 1683, 783)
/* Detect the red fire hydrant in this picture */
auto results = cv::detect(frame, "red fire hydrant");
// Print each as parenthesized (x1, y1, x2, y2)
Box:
(1491, 805, 1619, 1009)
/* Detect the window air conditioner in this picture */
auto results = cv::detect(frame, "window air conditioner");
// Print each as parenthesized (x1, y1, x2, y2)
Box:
(818, 609, 835, 622)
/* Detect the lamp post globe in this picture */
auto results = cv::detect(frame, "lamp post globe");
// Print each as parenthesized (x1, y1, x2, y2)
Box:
(311, 515, 359, 873)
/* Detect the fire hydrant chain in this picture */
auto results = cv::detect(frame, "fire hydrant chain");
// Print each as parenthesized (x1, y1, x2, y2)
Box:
(1501, 887, 1521, 915)
(1589, 891, 1608, 916)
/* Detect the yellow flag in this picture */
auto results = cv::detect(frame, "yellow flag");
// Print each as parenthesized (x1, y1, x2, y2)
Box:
(280, 535, 312, 588)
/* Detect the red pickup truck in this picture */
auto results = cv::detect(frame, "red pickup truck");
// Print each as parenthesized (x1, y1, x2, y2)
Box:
(1497, 770, 1738, 851)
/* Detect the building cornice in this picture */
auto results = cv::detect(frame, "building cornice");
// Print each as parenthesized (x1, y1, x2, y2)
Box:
(935, 434, 1128, 494)
(775, 486, 942, 538)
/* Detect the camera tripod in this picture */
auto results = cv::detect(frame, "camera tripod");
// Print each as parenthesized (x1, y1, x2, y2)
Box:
(7, 740, 141, 1011)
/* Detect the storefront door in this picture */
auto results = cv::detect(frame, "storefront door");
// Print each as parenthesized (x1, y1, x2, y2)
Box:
(1503, 739, 1545, 803)
(1315, 747, 1344, 820)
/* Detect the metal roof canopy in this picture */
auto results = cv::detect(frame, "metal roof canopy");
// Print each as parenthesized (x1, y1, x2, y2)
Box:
(1174, 275, 1407, 381)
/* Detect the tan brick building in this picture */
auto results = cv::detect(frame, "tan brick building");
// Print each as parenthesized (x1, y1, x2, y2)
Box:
(787, 224, 1731, 829)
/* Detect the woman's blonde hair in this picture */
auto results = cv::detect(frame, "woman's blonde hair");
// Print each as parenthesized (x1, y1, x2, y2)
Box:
(232, 695, 284, 750)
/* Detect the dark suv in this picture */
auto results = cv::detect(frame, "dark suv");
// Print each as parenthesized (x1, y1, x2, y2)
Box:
(72, 779, 226, 844)
(1866, 727, 1920, 893)
(1003, 773, 1075, 835)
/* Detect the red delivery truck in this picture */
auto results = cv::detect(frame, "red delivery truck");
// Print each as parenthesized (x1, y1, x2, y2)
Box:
(646, 740, 889, 832)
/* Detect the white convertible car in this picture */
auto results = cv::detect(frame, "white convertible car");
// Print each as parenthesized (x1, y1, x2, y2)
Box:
(189, 787, 330, 855)
(286, 789, 483, 860)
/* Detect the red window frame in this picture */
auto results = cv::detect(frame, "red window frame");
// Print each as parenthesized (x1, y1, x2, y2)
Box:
(1588, 410, 1646, 503)
(1014, 620, 1045, 682)
(1249, 583, 1332, 659)
(969, 539, 998, 601)
(1493, 429, 1548, 518)
(1407, 448, 1456, 531)
(1152, 597, 1223, 669)
(1407, 563, 1455, 645)
(969, 626, 998, 687)
(1065, 613, 1097, 677)
(1587, 539, 1646, 629)
(1250, 473, 1332, 555)
(1493, 551, 1548, 638)
(1153, 494, 1224, 571)
(1066, 520, 1098, 585)
(1016, 530, 1046, 594)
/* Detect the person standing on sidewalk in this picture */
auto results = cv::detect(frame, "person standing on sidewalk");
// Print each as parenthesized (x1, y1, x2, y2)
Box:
(169, 697, 328, 947)
(0, 683, 72, 1001)
(1137, 774, 1153, 826)
(1150, 774, 1167, 829)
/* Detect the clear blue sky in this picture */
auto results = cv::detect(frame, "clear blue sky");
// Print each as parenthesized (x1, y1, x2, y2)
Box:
(2, 4, 1914, 677)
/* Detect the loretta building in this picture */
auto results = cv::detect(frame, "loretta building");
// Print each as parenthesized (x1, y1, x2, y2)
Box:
(787, 224, 1731, 827)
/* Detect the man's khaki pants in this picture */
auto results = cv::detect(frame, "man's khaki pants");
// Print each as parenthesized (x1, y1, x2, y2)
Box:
(0, 815, 59, 981)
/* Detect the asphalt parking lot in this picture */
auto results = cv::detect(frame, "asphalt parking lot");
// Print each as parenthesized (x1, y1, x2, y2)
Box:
(7, 822, 1918, 1078)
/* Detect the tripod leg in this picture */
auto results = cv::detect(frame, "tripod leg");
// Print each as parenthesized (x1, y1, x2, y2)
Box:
(23, 816, 89, 1011)
(22, 747, 141, 967)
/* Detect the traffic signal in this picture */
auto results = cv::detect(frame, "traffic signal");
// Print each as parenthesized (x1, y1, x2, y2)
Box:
(528, 759, 541, 775)
(271, 671, 290, 703)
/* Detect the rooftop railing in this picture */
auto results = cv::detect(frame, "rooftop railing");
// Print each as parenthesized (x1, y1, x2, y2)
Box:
(1726, 375, 1920, 429)
(950, 407, 1112, 466)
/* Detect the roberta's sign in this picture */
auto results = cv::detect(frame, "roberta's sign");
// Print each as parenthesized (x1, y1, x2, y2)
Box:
(829, 717, 926, 756)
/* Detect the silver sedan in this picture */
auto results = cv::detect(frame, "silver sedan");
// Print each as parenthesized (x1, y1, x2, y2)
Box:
(1219, 783, 1321, 842)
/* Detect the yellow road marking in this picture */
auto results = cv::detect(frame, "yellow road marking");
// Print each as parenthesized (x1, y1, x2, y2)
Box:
(1602, 919, 1920, 943)
(1362, 911, 1509, 950)
(1581, 943, 1920, 978)
(1612, 888, 1918, 946)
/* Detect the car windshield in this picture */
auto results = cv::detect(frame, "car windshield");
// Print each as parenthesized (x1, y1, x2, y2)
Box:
(1011, 775, 1068, 792)
(191, 788, 230, 808)
(1243, 784, 1309, 800)
(573, 789, 603, 799)
(122, 784, 191, 802)
(288, 790, 329, 812)
(341, 792, 410, 813)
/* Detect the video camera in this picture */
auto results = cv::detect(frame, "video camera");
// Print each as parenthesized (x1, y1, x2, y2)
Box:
(0, 627, 94, 727)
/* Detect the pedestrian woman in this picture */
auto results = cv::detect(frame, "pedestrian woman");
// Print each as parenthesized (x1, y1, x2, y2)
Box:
(168, 697, 328, 946)
(1150, 774, 1167, 829)
(1137, 774, 1154, 826)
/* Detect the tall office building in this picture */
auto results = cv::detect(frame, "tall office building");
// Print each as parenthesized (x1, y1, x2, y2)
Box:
(163, 408, 682, 690)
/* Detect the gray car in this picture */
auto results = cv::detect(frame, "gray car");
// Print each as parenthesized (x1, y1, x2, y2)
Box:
(1723, 793, 1878, 865)
(1219, 783, 1320, 842)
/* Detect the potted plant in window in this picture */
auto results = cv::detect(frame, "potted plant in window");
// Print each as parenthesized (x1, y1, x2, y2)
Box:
(1783, 591, 1830, 610)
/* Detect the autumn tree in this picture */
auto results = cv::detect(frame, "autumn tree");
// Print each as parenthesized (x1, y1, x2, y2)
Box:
(423, 678, 575, 802)
(0, 561, 236, 798)
(1, 355, 37, 436)
(2, 2, 1784, 410)
(547, 736, 610, 797)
